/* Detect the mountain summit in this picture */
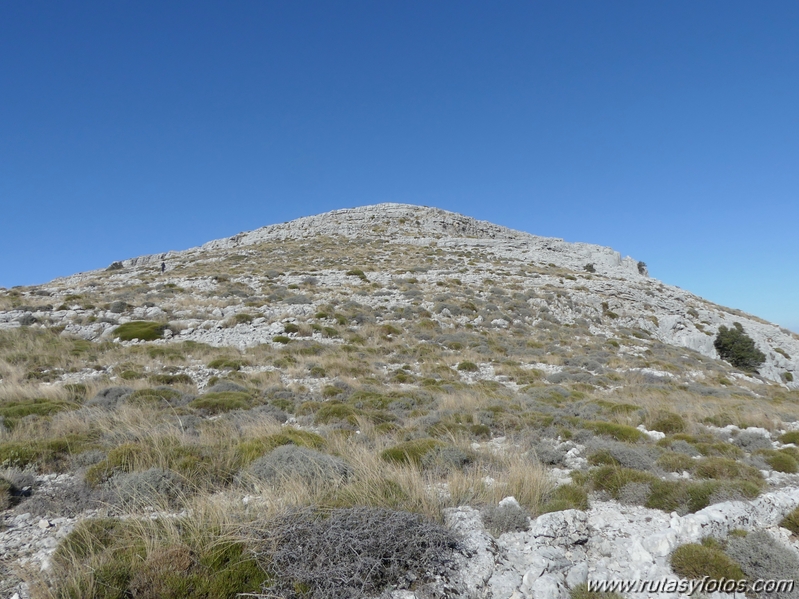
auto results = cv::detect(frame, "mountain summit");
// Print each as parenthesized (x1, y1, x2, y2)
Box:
(3, 203, 796, 385)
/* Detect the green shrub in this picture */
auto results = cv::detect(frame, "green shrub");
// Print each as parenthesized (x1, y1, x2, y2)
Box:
(714, 323, 766, 373)
(764, 451, 799, 473)
(670, 542, 745, 579)
(236, 429, 326, 464)
(0, 476, 11, 510)
(779, 431, 799, 445)
(346, 268, 367, 280)
(273, 335, 291, 344)
(541, 483, 589, 513)
(51, 518, 267, 599)
(284, 323, 300, 334)
(457, 361, 479, 372)
(207, 358, 249, 371)
(588, 466, 657, 498)
(0, 398, 75, 429)
(656, 451, 695, 472)
(650, 411, 686, 434)
(149, 373, 193, 385)
(314, 402, 360, 426)
(570, 583, 623, 599)
(779, 506, 799, 534)
(126, 387, 184, 407)
(381, 439, 444, 466)
(646, 479, 761, 514)
(189, 391, 254, 414)
(587, 421, 645, 443)
(0, 434, 96, 471)
(692, 457, 763, 486)
(114, 321, 167, 341)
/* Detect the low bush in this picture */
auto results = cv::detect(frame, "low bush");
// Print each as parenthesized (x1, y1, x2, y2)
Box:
(248, 445, 351, 485)
(114, 321, 168, 341)
(725, 530, 799, 592)
(733, 430, 772, 452)
(110, 467, 185, 508)
(670, 541, 745, 579)
(126, 387, 186, 407)
(481, 501, 530, 536)
(259, 507, 460, 599)
(87, 386, 134, 409)
(457, 361, 479, 372)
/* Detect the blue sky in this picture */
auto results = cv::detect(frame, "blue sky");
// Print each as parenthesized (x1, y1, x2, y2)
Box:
(1, 2, 797, 331)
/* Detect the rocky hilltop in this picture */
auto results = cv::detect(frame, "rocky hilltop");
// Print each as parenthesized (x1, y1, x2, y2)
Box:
(1, 203, 799, 599)
(3, 203, 797, 385)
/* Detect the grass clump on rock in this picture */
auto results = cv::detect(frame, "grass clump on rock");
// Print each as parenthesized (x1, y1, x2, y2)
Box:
(670, 540, 746, 579)
(189, 391, 255, 414)
(779, 506, 799, 534)
(47, 517, 267, 599)
(540, 483, 589, 513)
(381, 438, 444, 466)
(114, 320, 168, 341)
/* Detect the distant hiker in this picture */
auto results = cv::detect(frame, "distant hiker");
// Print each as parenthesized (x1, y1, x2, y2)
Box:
(161, 262, 166, 273)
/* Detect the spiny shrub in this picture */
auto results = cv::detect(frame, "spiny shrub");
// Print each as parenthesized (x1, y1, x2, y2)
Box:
(733, 430, 772, 451)
(725, 530, 799, 589)
(259, 507, 460, 599)
(110, 467, 185, 507)
(481, 501, 530, 537)
(87, 386, 134, 409)
(114, 321, 167, 341)
(670, 541, 745, 579)
(248, 445, 350, 484)
(714, 323, 766, 373)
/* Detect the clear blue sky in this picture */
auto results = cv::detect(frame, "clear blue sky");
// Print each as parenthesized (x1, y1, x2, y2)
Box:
(1, 2, 797, 331)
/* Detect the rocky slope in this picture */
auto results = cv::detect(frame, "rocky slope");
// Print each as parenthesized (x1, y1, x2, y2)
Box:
(2, 203, 799, 599)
